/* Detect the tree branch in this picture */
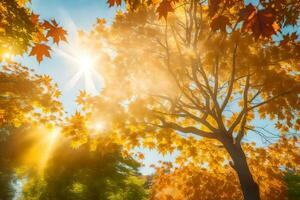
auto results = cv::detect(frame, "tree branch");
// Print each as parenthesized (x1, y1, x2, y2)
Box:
(229, 74, 250, 135)
(160, 119, 216, 139)
(221, 43, 238, 112)
(248, 90, 292, 111)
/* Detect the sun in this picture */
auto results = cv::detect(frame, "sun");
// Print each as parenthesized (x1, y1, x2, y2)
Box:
(78, 53, 94, 71)
(55, 41, 102, 94)
(86, 120, 107, 136)
(94, 122, 105, 131)
(72, 50, 100, 94)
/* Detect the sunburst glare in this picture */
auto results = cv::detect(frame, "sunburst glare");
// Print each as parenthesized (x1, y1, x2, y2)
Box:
(56, 45, 101, 94)
(53, 17, 103, 95)
(94, 122, 105, 132)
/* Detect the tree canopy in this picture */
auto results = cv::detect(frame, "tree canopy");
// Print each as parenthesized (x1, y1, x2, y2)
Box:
(0, 0, 300, 199)
(20, 137, 148, 200)
(150, 136, 299, 199)
(0, 1, 147, 200)
(65, 0, 300, 199)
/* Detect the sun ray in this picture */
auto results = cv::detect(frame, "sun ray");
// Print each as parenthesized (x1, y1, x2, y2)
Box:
(66, 69, 83, 89)
(39, 128, 60, 171)
(84, 68, 98, 94)
(22, 127, 61, 173)
(53, 18, 103, 95)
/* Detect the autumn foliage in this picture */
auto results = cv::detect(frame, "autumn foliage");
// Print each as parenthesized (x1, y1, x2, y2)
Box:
(0, 0, 300, 199)
(68, 0, 300, 199)
(0, 64, 62, 128)
(0, 0, 67, 63)
(150, 137, 299, 200)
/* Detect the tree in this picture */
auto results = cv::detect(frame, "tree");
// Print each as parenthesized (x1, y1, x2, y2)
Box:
(0, 63, 63, 129)
(285, 171, 300, 200)
(72, 1, 300, 199)
(0, 63, 63, 200)
(150, 136, 299, 200)
(20, 135, 148, 200)
(0, 0, 67, 196)
(0, 0, 66, 129)
(0, 0, 66, 190)
(0, 64, 147, 199)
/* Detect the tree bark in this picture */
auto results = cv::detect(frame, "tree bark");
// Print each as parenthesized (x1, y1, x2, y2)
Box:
(220, 136, 261, 200)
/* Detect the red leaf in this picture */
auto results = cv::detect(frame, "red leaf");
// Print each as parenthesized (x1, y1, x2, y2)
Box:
(241, 4, 280, 39)
(157, 0, 174, 19)
(107, 0, 122, 7)
(29, 44, 51, 63)
(210, 15, 230, 32)
(239, 3, 256, 21)
(208, 0, 221, 17)
(51, 19, 58, 27)
(280, 33, 298, 46)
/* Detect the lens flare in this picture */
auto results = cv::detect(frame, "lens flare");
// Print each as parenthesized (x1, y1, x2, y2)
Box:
(1, 51, 13, 61)
(22, 127, 61, 173)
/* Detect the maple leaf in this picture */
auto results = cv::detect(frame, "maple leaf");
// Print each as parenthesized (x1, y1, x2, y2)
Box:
(107, 0, 122, 7)
(208, 0, 221, 17)
(280, 33, 298, 46)
(97, 18, 107, 25)
(42, 20, 53, 29)
(30, 13, 39, 25)
(33, 30, 48, 43)
(53, 89, 61, 98)
(43, 20, 67, 44)
(210, 15, 231, 32)
(17, 0, 30, 6)
(208, 0, 239, 17)
(29, 43, 51, 63)
(76, 90, 88, 105)
(157, 0, 175, 19)
(241, 4, 280, 39)
(239, 3, 256, 20)
(47, 26, 67, 44)
(137, 152, 145, 160)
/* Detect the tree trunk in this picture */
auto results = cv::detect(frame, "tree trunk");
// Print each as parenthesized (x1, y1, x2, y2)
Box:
(221, 136, 261, 200)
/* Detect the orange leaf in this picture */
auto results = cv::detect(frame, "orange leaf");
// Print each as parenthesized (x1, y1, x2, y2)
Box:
(47, 26, 67, 44)
(30, 13, 39, 25)
(137, 152, 145, 160)
(34, 30, 48, 43)
(43, 20, 67, 44)
(97, 18, 107, 25)
(42, 20, 53, 29)
(29, 44, 51, 63)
